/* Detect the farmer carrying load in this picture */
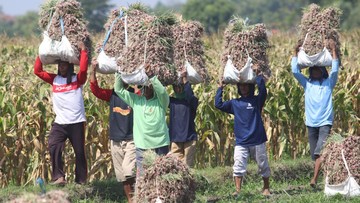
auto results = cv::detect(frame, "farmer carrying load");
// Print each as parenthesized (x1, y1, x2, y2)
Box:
(215, 74, 271, 197)
(33, 42, 88, 185)
(114, 72, 170, 176)
(292, 39, 339, 188)
(90, 61, 136, 202)
(169, 69, 199, 168)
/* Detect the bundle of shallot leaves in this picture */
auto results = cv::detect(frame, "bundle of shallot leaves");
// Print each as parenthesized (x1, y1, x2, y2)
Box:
(172, 20, 208, 82)
(299, 4, 342, 60)
(322, 135, 360, 185)
(135, 151, 196, 203)
(222, 17, 271, 81)
(39, 0, 92, 60)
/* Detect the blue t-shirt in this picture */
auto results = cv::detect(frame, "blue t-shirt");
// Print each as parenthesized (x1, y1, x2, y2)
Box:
(291, 57, 339, 127)
(215, 76, 267, 147)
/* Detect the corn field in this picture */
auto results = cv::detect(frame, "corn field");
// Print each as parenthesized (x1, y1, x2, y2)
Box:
(0, 30, 358, 187)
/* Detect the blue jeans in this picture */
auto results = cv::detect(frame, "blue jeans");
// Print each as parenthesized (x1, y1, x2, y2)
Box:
(307, 125, 331, 160)
(136, 146, 169, 176)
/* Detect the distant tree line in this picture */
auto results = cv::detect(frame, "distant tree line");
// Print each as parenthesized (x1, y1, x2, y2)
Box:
(0, 0, 359, 37)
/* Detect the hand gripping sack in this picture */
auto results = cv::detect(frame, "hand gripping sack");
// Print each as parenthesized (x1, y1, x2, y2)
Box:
(223, 56, 240, 84)
(324, 150, 360, 197)
(39, 17, 79, 65)
(238, 57, 256, 84)
(97, 12, 126, 74)
(185, 60, 203, 84)
(297, 33, 332, 68)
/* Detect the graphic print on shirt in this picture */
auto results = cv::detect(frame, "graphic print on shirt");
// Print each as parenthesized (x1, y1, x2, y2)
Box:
(53, 81, 79, 93)
(246, 102, 254, 110)
(113, 106, 131, 116)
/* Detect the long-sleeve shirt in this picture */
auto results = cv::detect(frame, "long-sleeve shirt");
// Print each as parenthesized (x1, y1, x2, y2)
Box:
(169, 82, 199, 142)
(291, 57, 339, 127)
(90, 80, 134, 142)
(114, 74, 170, 149)
(34, 50, 88, 124)
(215, 76, 267, 147)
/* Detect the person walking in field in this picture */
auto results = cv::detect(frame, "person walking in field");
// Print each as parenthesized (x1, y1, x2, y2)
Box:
(215, 75, 271, 197)
(90, 62, 136, 202)
(169, 70, 199, 168)
(33, 42, 88, 185)
(113, 72, 170, 175)
(292, 39, 339, 188)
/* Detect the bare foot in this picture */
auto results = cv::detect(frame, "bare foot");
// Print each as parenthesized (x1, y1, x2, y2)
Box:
(262, 188, 271, 196)
(232, 191, 239, 197)
(310, 178, 316, 188)
(51, 177, 66, 186)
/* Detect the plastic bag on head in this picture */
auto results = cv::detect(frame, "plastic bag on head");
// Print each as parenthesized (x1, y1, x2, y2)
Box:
(120, 65, 149, 86)
(297, 47, 332, 68)
(223, 56, 240, 84)
(238, 57, 256, 84)
(96, 50, 118, 74)
(185, 60, 203, 84)
(39, 31, 79, 65)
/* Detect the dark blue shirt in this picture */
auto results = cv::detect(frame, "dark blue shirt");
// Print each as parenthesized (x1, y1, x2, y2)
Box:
(215, 76, 267, 147)
(109, 89, 134, 142)
(169, 82, 199, 142)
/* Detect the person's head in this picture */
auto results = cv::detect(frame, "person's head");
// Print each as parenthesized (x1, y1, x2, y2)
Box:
(172, 83, 185, 99)
(57, 61, 75, 84)
(309, 66, 328, 81)
(142, 84, 154, 100)
(236, 83, 255, 97)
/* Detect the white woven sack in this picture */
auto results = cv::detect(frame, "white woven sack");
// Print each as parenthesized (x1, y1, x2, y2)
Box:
(238, 57, 256, 84)
(297, 47, 332, 68)
(223, 56, 240, 84)
(120, 65, 149, 85)
(185, 60, 203, 84)
(324, 150, 360, 197)
(96, 50, 118, 74)
(39, 31, 79, 65)
(297, 33, 332, 68)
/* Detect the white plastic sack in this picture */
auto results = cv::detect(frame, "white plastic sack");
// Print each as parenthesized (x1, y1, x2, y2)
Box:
(39, 31, 79, 65)
(297, 47, 332, 68)
(96, 50, 118, 74)
(185, 60, 203, 84)
(120, 65, 149, 85)
(238, 57, 256, 83)
(223, 56, 240, 84)
(324, 150, 360, 197)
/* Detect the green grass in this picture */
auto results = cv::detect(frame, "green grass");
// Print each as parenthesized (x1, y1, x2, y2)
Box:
(1, 158, 360, 203)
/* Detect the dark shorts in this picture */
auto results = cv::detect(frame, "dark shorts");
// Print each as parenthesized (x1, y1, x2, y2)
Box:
(307, 125, 332, 160)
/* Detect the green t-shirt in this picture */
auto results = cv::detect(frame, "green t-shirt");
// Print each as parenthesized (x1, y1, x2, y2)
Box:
(114, 74, 170, 149)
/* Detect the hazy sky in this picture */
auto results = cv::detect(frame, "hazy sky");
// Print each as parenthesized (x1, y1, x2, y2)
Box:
(0, 0, 183, 16)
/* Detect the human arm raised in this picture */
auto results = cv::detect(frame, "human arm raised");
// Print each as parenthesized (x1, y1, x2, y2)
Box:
(89, 61, 112, 102)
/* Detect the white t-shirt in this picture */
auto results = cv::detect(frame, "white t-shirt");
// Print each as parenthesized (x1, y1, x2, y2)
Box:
(52, 75, 86, 124)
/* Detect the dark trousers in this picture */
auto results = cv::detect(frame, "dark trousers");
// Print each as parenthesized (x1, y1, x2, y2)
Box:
(48, 122, 87, 183)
